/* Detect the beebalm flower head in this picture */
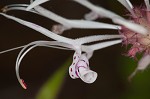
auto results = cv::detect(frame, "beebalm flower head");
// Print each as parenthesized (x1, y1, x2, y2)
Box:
(117, 0, 150, 79)
(120, 6, 150, 58)
(112, 0, 150, 79)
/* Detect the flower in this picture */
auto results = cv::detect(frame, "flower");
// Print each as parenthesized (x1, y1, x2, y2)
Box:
(3, 0, 149, 88)
(0, 13, 122, 89)
(73, 0, 150, 79)
(15, 39, 121, 89)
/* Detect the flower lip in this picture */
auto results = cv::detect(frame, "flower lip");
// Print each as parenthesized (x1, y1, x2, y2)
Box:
(79, 69, 98, 84)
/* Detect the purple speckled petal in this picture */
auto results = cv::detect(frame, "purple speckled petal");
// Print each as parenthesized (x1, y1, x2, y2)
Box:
(69, 52, 80, 79)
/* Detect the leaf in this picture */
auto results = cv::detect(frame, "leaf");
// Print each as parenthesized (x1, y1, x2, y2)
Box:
(36, 58, 71, 99)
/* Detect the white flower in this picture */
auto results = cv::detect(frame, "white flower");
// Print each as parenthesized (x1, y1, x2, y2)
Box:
(0, 13, 122, 89)
(2, 0, 150, 87)
(14, 39, 121, 89)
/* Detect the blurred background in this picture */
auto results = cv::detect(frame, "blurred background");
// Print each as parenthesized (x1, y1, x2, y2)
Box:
(0, 0, 150, 99)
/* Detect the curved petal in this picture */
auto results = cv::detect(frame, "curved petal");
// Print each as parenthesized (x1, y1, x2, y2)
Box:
(2, 4, 39, 14)
(15, 40, 75, 89)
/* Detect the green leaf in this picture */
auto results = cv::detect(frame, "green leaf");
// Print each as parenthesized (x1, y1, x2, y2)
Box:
(36, 58, 71, 99)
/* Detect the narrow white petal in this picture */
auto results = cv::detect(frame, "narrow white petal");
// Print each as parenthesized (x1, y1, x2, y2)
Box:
(15, 40, 75, 89)
(67, 20, 121, 29)
(76, 35, 122, 45)
(137, 54, 150, 70)
(3, 4, 29, 8)
(144, 0, 150, 11)
(0, 13, 75, 44)
(113, 18, 148, 35)
(32, 6, 70, 26)
(73, 0, 123, 19)
(16, 41, 75, 70)
(87, 39, 122, 51)
(117, 0, 136, 17)
(16, 41, 73, 70)
(16, 44, 36, 89)
(34, 6, 121, 30)
(2, 5, 39, 14)
(26, 0, 49, 11)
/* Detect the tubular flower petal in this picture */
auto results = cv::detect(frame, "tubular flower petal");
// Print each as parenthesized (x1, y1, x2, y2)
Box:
(0, 0, 131, 88)
(69, 52, 97, 83)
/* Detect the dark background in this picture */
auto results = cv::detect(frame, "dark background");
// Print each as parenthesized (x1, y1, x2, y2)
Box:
(0, 0, 149, 99)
